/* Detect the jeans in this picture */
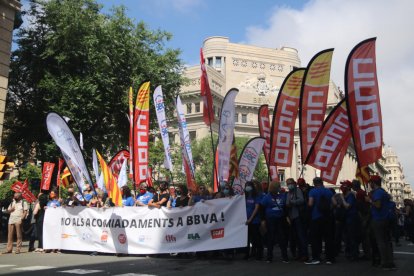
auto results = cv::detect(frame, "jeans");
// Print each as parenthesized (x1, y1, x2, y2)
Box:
(289, 217, 308, 258)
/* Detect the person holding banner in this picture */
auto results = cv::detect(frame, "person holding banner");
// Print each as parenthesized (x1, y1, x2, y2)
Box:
(135, 182, 153, 206)
(148, 181, 169, 208)
(33, 193, 48, 253)
(46, 191, 61, 208)
(3, 192, 28, 254)
(121, 186, 135, 207)
(260, 181, 289, 264)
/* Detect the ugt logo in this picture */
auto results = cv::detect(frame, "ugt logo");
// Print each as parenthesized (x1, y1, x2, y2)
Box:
(187, 233, 201, 240)
(211, 228, 225, 239)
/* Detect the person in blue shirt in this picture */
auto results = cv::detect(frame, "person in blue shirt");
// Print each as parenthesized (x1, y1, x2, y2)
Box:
(368, 175, 396, 270)
(261, 181, 288, 263)
(244, 181, 263, 260)
(121, 186, 135, 207)
(305, 177, 334, 265)
(46, 191, 61, 208)
(135, 182, 153, 206)
(338, 181, 359, 261)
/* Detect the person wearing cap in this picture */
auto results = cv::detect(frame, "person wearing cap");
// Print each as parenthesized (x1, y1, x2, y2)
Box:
(135, 181, 153, 206)
(367, 175, 396, 270)
(3, 192, 28, 254)
(286, 178, 308, 261)
(305, 177, 334, 265)
(261, 181, 289, 263)
(338, 180, 359, 261)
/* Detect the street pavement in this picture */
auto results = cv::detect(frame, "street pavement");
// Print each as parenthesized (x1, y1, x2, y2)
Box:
(1, 240, 414, 275)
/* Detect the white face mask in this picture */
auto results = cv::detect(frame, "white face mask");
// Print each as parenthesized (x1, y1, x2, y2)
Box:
(245, 186, 253, 193)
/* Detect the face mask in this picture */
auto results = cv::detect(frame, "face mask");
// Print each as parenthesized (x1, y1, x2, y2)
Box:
(288, 185, 295, 191)
(140, 189, 146, 194)
(223, 188, 230, 195)
(176, 191, 182, 196)
(67, 192, 74, 197)
(245, 186, 253, 193)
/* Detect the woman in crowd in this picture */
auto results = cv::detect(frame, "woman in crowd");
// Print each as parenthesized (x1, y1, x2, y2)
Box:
(121, 186, 135, 207)
(149, 181, 170, 208)
(244, 181, 263, 260)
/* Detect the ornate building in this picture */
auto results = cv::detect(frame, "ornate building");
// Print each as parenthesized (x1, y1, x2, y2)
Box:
(179, 36, 358, 185)
(383, 146, 413, 207)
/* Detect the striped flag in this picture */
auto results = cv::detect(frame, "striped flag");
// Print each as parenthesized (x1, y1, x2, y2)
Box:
(96, 150, 122, 206)
(60, 167, 72, 187)
(356, 165, 370, 186)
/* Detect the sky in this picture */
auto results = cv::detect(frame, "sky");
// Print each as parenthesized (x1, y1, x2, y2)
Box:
(20, 0, 414, 185)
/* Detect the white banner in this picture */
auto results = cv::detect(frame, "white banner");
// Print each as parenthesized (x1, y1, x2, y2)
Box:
(176, 96, 195, 175)
(46, 112, 93, 189)
(43, 196, 247, 254)
(233, 137, 265, 194)
(153, 86, 173, 171)
(218, 89, 239, 182)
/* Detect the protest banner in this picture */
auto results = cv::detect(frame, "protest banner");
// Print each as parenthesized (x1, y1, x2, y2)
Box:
(43, 196, 247, 254)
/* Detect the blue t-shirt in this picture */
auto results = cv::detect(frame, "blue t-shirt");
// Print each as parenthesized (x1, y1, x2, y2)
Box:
(192, 195, 212, 203)
(309, 187, 333, 220)
(47, 199, 61, 208)
(84, 193, 93, 202)
(261, 192, 287, 219)
(136, 192, 153, 205)
(122, 196, 135, 206)
(344, 193, 357, 224)
(371, 188, 391, 221)
(246, 195, 261, 224)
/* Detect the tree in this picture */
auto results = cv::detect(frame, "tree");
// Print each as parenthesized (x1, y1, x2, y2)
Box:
(4, 0, 184, 163)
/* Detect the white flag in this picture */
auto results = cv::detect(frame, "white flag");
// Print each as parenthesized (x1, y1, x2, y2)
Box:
(117, 159, 128, 188)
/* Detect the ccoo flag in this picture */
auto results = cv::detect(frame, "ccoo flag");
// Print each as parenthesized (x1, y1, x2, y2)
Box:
(345, 38, 382, 167)
(306, 99, 352, 172)
(258, 105, 278, 181)
(133, 81, 150, 187)
(320, 137, 350, 184)
(270, 69, 305, 167)
(299, 49, 334, 163)
(200, 48, 214, 126)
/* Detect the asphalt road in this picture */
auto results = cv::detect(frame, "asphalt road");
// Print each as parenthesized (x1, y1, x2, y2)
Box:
(1, 240, 414, 275)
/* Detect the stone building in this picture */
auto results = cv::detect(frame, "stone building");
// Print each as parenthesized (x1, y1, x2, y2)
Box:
(179, 36, 358, 185)
(0, 0, 21, 148)
(383, 146, 413, 207)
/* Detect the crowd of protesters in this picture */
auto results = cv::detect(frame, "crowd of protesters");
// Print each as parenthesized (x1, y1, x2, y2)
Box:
(1, 175, 414, 271)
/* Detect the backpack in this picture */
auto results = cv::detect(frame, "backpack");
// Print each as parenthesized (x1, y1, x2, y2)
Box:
(317, 194, 331, 217)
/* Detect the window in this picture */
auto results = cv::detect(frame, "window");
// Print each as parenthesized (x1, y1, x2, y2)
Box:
(186, 103, 192, 114)
(190, 131, 196, 141)
(195, 102, 200, 113)
(278, 169, 285, 182)
(234, 113, 239, 123)
(215, 57, 222, 68)
(241, 114, 247, 124)
(207, 58, 213, 66)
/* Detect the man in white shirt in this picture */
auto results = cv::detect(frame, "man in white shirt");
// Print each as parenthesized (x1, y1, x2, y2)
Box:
(3, 192, 28, 254)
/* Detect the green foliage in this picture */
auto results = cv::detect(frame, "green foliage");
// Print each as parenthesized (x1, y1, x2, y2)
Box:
(0, 179, 15, 201)
(19, 163, 42, 182)
(5, 0, 184, 163)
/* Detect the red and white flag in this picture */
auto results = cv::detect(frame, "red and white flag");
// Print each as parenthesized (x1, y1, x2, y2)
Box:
(320, 137, 350, 184)
(345, 38, 382, 167)
(270, 69, 305, 167)
(258, 105, 277, 181)
(200, 48, 214, 126)
(306, 99, 351, 172)
(299, 49, 334, 163)
(41, 162, 55, 191)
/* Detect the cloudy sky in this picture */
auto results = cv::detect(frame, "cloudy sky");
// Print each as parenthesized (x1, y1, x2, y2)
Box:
(21, 0, 414, 185)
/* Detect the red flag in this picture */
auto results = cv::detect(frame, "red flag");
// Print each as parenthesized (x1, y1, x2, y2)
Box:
(356, 165, 370, 186)
(200, 48, 214, 126)
(11, 180, 36, 203)
(320, 138, 350, 184)
(133, 82, 150, 187)
(306, 99, 352, 172)
(184, 158, 197, 192)
(258, 105, 278, 181)
(299, 49, 334, 163)
(11, 181, 24, 193)
(270, 69, 305, 167)
(345, 38, 382, 167)
(56, 158, 64, 187)
(40, 162, 55, 191)
(108, 150, 130, 179)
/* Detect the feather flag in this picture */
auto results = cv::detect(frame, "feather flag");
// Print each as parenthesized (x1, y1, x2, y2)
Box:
(345, 38, 382, 167)
(200, 48, 214, 126)
(128, 87, 134, 178)
(258, 104, 278, 181)
(218, 88, 239, 182)
(270, 69, 305, 168)
(299, 49, 334, 163)
(40, 162, 55, 191)
(320, 138, 350, 184)
(56, 158, 64, 187)
(96, 150, 122, 206)
(117, 159, 128, 188)
(133, 81, 150, 187)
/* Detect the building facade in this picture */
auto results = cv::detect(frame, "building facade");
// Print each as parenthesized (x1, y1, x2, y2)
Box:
(0, 0, 21, 148)
(179, 36, 358, 185)
(382, 146, 413, 207)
